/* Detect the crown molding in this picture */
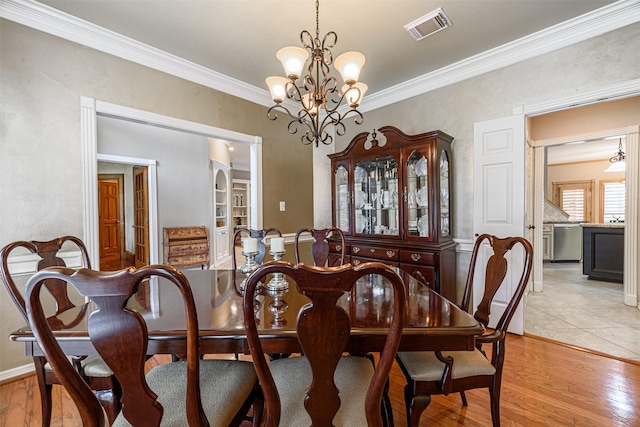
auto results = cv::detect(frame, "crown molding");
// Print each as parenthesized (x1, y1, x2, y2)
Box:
(2, 0, 639, 112)
(0, 0, 274, 107)
(361, 0, 640, 112)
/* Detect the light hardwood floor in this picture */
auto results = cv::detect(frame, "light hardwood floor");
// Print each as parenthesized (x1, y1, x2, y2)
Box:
(2, 334, 639, 426)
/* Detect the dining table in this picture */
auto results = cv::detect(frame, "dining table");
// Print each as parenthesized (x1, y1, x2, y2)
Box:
(10, 268, 484, 358)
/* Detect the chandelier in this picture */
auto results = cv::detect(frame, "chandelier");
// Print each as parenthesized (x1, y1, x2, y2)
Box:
(605, 138, 626, 172)
(266, 0, 367, 147)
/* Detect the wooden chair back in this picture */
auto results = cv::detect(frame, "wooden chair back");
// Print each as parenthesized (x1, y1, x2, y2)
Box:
(294, 227, 346, 266)
(460, 234, 534, 333)
(1, 236, 91, 321)
(232, 228, 282, 269)
(25, 265, 209, 427)
(244, 261, 405, 426)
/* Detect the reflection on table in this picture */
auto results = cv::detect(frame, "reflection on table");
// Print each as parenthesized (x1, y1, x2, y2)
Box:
(11, 268, 483, 356)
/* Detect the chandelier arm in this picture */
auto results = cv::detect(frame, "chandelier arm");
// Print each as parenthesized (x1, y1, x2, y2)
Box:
(267, 104, 295, 122)
(285, 80, 305, 103)
(300, 30, 314, 50)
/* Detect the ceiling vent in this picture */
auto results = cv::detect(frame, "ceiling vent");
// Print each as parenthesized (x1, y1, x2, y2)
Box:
(404, 7, 452, 41)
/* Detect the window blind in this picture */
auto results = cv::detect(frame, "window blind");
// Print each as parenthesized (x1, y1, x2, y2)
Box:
(561, 189, 585, 221)
(603, 182, 625, 222)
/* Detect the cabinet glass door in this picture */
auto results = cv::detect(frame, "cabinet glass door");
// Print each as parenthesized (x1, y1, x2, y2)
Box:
(439, 150, 451, 237)
(334, 165, 349, 232)
(406, 150, 429, 238)
(354, 156, 399, 236)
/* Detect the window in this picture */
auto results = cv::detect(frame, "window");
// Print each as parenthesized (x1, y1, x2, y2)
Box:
(600, 180, 625, 222)
(552, 181, 593, 222)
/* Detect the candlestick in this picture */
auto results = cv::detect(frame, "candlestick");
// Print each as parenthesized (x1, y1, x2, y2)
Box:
(267, 249, 289, 292)
(270, 237, 285, 252)
(238, 248, 260, 292)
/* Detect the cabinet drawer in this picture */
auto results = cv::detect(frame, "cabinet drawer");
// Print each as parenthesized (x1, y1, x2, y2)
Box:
(167, 242, 209, 255)
(329, 241, 348, 254)
(351, 245, 399, 261)
(351, 256, 399, 268)
(168, 252, 209, 266)
(399, 250, 436, 265)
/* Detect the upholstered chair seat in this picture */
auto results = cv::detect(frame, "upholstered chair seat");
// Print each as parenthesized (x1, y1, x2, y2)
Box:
(268, 356, 373, 426)
(397, 349, 496, 382)
(113, 360, 257, 427)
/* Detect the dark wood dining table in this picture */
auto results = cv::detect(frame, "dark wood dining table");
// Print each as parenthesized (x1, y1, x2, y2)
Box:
(10, 268, 484, 358)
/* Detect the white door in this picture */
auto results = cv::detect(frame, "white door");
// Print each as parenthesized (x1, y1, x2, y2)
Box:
(473, 115, 527, 334)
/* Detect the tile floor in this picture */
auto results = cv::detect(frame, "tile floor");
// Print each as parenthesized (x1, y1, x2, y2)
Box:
(525, 262, 640, 362)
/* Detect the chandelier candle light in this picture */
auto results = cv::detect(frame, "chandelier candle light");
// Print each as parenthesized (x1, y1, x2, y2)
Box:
(266, 0, 367, 147)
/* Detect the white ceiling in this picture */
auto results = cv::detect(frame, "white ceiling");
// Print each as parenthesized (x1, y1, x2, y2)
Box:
(29, 0, 630, 167)
(547, 137, 626, 165)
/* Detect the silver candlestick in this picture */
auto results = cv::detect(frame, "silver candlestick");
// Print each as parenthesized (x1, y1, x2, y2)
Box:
(266, 287, 288, 328)
(266, 250, 289, 292)
(239, 250, 259, 291)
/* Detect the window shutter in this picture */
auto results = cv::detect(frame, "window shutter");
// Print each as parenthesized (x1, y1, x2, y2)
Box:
(561, 189, 585, 221)
(603, 182, 625, 222)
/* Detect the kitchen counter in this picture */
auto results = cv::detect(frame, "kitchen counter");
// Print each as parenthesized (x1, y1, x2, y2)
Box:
(582, 225, 624, 283)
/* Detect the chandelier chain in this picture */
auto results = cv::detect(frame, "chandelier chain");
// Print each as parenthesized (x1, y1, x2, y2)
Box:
(315, 0, 320, 40)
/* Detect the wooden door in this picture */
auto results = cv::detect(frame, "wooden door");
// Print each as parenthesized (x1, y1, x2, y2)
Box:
(473, 115, 527, 334)
(134, 166, 149, 268)
(98, 177, 122, 263)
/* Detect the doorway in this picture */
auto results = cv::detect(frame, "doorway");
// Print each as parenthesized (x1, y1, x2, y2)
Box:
(80, 97, 263, 268)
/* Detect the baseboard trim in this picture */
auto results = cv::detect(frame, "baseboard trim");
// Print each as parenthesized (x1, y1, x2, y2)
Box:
(0, 363, 35, 384)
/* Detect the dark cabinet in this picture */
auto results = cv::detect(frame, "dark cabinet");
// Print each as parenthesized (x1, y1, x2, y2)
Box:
(328, 126, 456, 301)
(582, 225, 624, 283)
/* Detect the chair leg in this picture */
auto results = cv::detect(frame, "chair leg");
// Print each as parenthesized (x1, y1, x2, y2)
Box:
(33, 357, 52, 427)
(404, 384, 431, 427)
(460, 390, 468, 406)
(489, 385, 501, 427)
(381, 379, 394, 427)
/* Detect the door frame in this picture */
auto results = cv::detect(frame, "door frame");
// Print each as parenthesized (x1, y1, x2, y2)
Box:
(522, 79, 640, 308)
(98, 155, 158, 265)
(531, 125, 639, 306)
(80, 96, 264, 268)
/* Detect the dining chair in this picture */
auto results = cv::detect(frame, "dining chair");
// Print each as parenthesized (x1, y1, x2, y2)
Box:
(396, 234, 533, 427)
(294, 227, 346, 266)
(25, 264, 260, 427)
(0, 236, 121, 426)
(244, 260, 405, 426)
(232, 228, 282, 269)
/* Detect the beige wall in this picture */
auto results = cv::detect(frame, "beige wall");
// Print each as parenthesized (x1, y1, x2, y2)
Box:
(547, 159, 626, 222)
(529, 96, 640, 141)
(0, 20, 313, 371)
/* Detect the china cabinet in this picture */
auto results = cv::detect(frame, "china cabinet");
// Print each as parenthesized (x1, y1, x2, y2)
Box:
(328, 126, 456, 301)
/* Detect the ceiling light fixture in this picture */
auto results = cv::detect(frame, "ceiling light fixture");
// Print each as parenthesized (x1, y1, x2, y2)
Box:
(605, 138, 626, 172)
(265, 0, 367, 147)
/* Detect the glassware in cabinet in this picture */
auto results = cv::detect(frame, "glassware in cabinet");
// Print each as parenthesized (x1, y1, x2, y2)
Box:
(353, 156, 399, 236)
